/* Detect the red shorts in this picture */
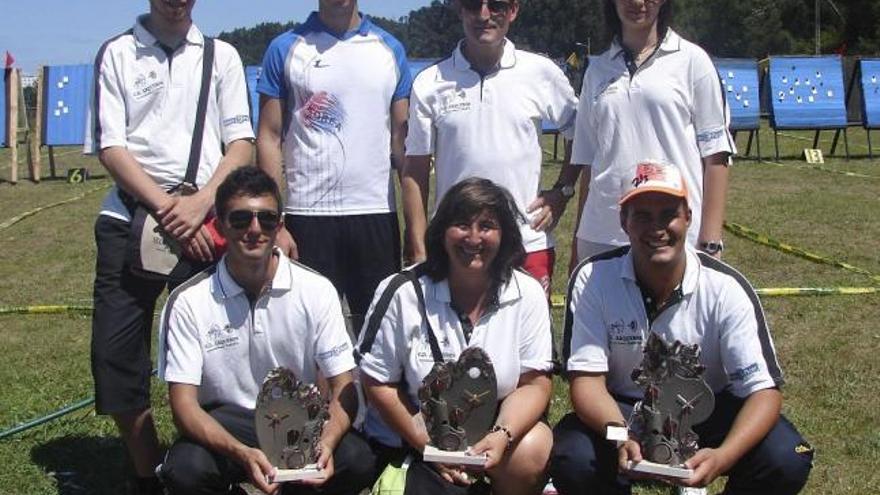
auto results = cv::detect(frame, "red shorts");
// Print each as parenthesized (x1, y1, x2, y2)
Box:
(522, 247, 556, 298)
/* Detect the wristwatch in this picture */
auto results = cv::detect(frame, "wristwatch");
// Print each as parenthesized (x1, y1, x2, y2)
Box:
(699, 240, 724, 255)
(553, 181, 576, 199)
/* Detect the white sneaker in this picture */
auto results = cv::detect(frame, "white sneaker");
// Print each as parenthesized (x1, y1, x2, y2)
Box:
(677, 487, 708, 495)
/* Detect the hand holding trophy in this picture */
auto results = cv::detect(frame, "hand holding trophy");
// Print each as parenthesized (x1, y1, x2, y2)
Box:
(419, 347, 498, 467)
(608, 333, 715, 479)
(255, 367, 329, 483)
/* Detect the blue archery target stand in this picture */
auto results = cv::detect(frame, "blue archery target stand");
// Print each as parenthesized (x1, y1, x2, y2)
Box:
(857, 59, 880, 158)
(768, 56, 849, 160)
(42, 64, 92, 177)
(715, 58, 761, 160)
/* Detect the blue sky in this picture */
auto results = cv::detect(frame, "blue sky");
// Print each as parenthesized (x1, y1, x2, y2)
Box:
(0, 0, 434, 74)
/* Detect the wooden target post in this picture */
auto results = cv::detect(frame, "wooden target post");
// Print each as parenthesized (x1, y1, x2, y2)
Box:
(7, 68, 19, 184)
(29, 66, 42, 182)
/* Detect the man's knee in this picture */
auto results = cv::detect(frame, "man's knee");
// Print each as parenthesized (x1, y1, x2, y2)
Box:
(327, 431, 377, 491)
(549, 413, 604, 494)
(728, 416, 813, 495)
(160, 441, 227, 495)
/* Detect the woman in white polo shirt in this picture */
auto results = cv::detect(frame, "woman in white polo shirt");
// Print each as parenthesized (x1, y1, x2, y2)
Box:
(357, 178, 554, 495)
(571, 0, 735, 261)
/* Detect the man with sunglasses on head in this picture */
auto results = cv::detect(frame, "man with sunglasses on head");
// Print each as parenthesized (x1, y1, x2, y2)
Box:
(157, 166, 374, 495)
(401, 0, 579, 296)
(257, 0, 411, 334)
(84, 1, 253, 492)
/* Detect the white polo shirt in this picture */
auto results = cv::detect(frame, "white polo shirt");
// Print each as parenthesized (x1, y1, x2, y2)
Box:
(84, 15, 255, 222)
(406, 39, 578, 253)
(158, 250, 355, 410)
(358, 269, 553, 446)
(563, 246, 783, 400)
(572, 30, 735, 247)
(257, 12, 412, 216)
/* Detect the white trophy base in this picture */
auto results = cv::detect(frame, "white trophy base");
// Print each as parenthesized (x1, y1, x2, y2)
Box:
(422, 445, 488, 467)
(271, 464, 325, 482)
(625, 460, 693, 479)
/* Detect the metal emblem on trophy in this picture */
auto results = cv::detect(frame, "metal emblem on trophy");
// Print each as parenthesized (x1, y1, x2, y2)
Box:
(419, 347, 498, 466)
(608, 333, 715, 479)
(255, 367, 329, 483)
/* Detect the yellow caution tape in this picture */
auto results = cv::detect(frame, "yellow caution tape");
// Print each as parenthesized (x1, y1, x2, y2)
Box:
(724, 222, 880, 285)
(754, 287, 879, 296)
(549, 286, 878, 307)
(0, 305, 93, 316)
(0, 183, 110, 231)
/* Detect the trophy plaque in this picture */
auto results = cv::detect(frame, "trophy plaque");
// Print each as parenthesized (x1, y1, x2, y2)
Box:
(419, 347, 497, 466)
(623, 333, 714, 479)
(255, 367, 329, 482)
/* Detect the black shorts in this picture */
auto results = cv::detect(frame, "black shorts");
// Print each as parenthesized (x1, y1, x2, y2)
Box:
(91, 215, 208, 415)
(285, 212, 400, 334)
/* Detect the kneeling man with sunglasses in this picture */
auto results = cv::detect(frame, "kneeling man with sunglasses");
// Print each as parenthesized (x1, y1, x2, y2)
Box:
(157, 166, 374, 495)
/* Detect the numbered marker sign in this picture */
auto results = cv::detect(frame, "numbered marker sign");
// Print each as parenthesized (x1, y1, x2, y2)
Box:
(67, 168, 90, 183)
(803, 149, 825, 164)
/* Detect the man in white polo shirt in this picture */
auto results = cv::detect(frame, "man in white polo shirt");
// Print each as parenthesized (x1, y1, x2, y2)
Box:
(158, 166, 373, 495)
(256, 0, 412, 333)
(401, 0, 579, 294)
(84, 1, 253, 492)
(550, 161, 812, 495)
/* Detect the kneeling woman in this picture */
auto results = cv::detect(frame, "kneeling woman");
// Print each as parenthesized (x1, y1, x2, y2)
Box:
(357, 178, 554, 495)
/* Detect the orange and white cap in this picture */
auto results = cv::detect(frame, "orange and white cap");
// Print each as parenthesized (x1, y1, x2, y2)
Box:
(618, 159, 688, 206)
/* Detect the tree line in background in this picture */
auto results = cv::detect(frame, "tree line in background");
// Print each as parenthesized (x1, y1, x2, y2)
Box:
(220, 0, 880, 66)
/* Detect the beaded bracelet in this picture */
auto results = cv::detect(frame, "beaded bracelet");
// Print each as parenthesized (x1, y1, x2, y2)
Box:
(490, 424, 513, 451)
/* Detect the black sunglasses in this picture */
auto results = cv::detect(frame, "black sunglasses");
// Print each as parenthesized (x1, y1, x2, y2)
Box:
(226, 209, 281, 231)
(460, 0, 512, 15)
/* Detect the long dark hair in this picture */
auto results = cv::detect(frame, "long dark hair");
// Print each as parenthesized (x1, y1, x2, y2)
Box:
(603, 0, 673, 42)
(424, 178, 525, 285)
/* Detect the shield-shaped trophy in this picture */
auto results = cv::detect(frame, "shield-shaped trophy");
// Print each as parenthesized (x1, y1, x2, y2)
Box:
(620, 333, 715, 478)
(419, 347, 498, 466)
(255, 367, 329, 482)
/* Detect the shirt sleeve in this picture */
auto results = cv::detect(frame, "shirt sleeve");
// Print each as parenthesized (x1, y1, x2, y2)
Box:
(85, 44, 127, 153)
(565, 264, 611, 373)
(691, 51, 736, 157)
(404, 78, 434, 156)
(357, 276, 405, 384)
(216, 42, 256, 145)
(312, 278, 356, 379)
(539, 60, 578, 140)
(256, 34, 291, 100)
(158, 295, 204, 386)
(570, 68, 597, 167)
(516, 275, 554, 373)
(717, 284, 780, 398)
(389, 39, 412, 102)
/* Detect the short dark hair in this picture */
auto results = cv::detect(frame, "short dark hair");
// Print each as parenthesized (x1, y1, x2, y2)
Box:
(424, 177, 525, 284)
(214, 166, 283, 220)
(603, 0, 673, 42)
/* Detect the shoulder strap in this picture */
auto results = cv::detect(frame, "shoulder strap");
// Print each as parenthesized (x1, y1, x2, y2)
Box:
(403, 269, 444, 364)
(356, 265, 444, 365)
(183, 36, 215, 188)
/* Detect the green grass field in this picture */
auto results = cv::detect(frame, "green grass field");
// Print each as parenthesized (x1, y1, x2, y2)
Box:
(0, 125, 878, 494)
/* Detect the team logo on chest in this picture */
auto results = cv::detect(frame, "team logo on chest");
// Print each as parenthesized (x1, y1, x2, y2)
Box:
(132, 70, 164, 101)
(608, 318, 642, 345)
(205, 323, 240, 353)
(438, 89, 471, 115)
